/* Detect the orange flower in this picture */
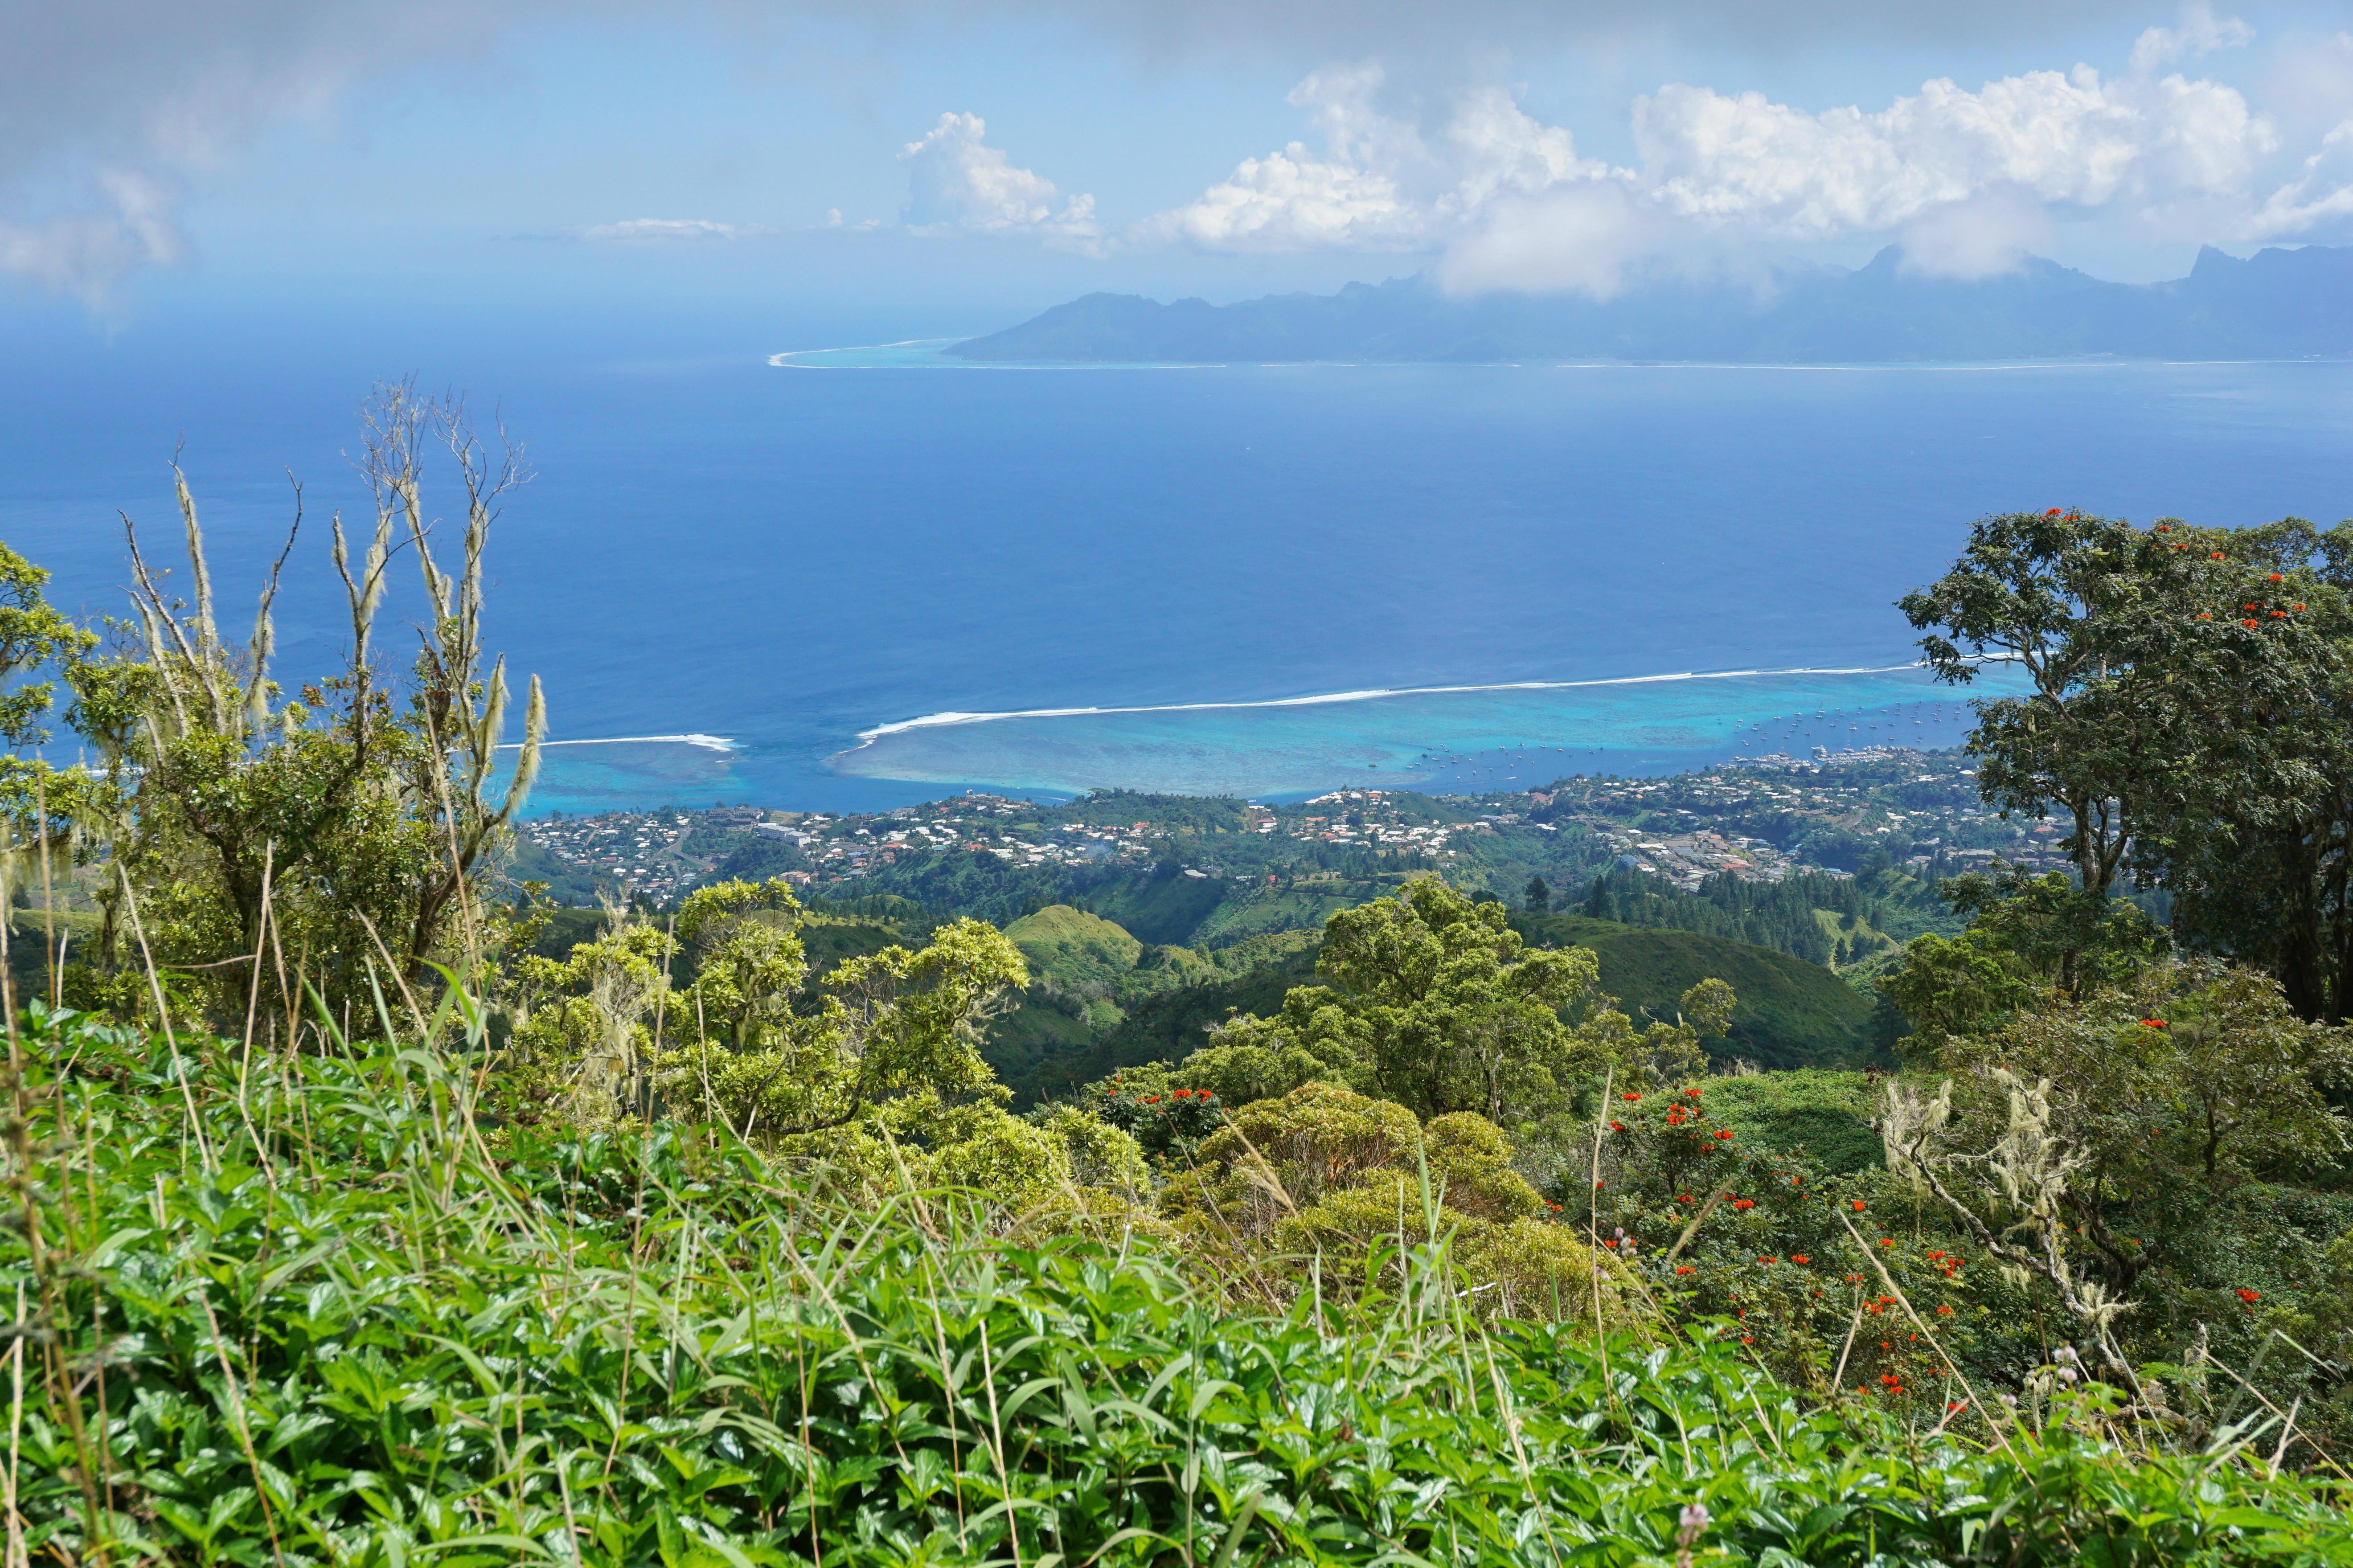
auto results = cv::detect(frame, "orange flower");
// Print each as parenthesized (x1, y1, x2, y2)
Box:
(1851, 1200, 1867, 1212)
(2270, 573, 2285, 582)
(2141, 1018, 2166, 1028)
(2046, 508, 2062, 517)
(2244, 618, 2259, 629)
(1791, 1254, 1810, 1265)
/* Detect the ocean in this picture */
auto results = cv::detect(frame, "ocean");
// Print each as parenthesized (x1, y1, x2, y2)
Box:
(6, 310, 2349, 814)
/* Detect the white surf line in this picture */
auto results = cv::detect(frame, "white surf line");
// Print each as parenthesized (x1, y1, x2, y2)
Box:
(767, 339, 1225, 372)
(839, 662, 1959, 754)
(767, 339, 961, 367)
(496, 733, 736, 752)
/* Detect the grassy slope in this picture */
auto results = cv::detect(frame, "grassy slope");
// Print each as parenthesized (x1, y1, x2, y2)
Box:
(1084, 874, 1239, 946)
(1702, 1068, 1884, 1173)
(1003, 904, 1144, 988)
(1011, 942, 1324, 1103)
(17, 1009, 2341, 1566)
(1514, 913, 1880, 1069)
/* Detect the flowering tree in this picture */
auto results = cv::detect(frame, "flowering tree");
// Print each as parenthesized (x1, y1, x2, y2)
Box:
(1906, 509, 2353, 1018)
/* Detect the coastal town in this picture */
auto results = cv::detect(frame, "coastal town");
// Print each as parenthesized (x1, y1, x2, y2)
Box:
(512, 744, 2077, 910)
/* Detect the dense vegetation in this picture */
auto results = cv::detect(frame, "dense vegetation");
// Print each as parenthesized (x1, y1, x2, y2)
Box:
(6, 413, 2353, 1562)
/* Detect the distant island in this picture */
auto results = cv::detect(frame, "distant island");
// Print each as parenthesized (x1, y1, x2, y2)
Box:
(949, 243, 2353, 364)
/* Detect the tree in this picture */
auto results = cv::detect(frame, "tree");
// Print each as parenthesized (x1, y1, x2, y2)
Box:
(1882, 868, 2169, 1056)
(658, 915, 1028, 1139)
(1582, 874, 1612, 920)
(1899, 510, 2156, 978)
(0, 545, 99, 989)
(1524, 875, 1550, 913)
(1209, 877, 1732, 1125)
(1903, 509, 2353, 1015)
(47, 386, 548, 1037)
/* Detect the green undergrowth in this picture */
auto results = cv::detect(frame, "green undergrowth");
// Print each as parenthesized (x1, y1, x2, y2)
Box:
(3, 1005, 2347, 1565)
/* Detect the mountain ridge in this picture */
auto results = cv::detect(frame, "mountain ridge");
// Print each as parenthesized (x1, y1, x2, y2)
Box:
(948, 244, 2353, 364)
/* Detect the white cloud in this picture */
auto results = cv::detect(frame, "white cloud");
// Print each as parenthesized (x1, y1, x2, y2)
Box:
(1631, 67, 2271, 238)
(2129, 1, 2253, 73)
(1434, 181, 1660, 297)
(0, 169, 185, 309)
(2248, 120, 2353, 235)
(563, 218, 775, 242)
(1140, 65, 1611, 253)
(899, 112, 1102, 251)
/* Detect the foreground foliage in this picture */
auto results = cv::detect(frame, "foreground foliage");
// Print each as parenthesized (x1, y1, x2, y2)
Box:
(5, 1007, 2349, 1566)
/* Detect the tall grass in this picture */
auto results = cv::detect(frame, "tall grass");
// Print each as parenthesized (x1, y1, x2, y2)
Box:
(0, 991, 2345, 1566)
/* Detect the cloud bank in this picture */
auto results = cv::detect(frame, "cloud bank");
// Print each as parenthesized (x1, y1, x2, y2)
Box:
(1131, 10, 2353, 295)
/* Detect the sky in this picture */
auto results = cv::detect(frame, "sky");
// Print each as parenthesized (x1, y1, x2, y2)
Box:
(5, 0, 2353, 335)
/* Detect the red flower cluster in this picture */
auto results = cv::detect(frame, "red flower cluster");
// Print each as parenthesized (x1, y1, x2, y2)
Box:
(1758, 1255, 1778, 1265)
(1622, 1091, 1642, 1101)
(1714, 1129, 1734, 1141)
(1851, 1200, 1867, 1212)
(1791, 1254, 1810, 1265)
(2238, 1287, 2262, 1305)
(2140, 1018, 2166, 1029)
(1675, 1265, 1695, 1276)
(1732, 1198, 1756, 1212)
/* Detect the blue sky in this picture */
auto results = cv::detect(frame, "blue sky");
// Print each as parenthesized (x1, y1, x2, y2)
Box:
(7, 0, 2353, 336)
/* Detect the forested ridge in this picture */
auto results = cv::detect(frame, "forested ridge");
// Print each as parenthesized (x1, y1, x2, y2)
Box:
(1, 400, 2351, 1562)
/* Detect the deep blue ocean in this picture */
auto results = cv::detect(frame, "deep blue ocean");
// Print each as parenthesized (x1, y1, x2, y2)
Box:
(5, 305, 2349, 813)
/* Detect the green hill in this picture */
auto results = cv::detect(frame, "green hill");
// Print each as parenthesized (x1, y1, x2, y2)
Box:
(1003, 904, 1145, 988)
(1512, 913, 1880, 1069)
(1011, 940, 1324, 1104)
